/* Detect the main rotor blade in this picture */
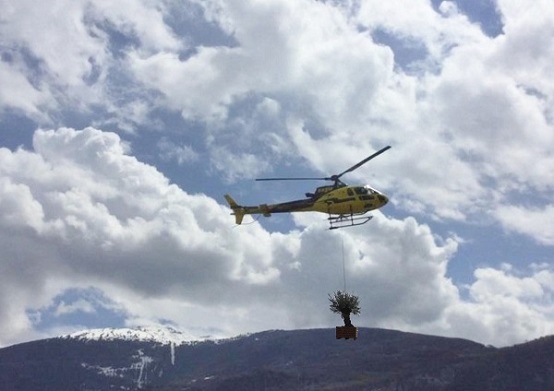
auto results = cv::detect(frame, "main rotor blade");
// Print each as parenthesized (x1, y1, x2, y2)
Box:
(256, 145, 390, 183)
(256, 177, 327, 181)
(334, 145, 391, 179)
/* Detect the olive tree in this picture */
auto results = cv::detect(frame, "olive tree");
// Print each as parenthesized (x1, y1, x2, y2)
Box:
(328, 290, 360, 327)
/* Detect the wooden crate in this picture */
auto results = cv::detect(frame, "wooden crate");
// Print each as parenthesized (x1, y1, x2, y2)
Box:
(336, 326, 358, 340)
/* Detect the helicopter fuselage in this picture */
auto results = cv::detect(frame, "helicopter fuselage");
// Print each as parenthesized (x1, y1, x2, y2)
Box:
(225, 185, 388, 225)
(310, 185, 388, 214)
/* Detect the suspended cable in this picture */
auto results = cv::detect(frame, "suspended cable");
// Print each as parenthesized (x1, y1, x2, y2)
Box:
(341, 236, 347, 292)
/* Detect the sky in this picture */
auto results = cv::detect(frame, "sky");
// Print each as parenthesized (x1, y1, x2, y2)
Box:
(0, 0, 553, 348)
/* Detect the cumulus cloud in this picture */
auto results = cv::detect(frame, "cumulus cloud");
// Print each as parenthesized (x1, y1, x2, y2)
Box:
(54, 299, 96, 317)
(123, 0, 554, 232)
(3, 0, 552, 233)
(157, 137, 199, 165)
(0, 127, 297, 344)
(0, 0, 182, 127)
(1, 127, 552, 347)
(440, 266, 554, 346)
(0, 61, 53, 120)
(494, 204, 554, 246)
(128, 0, 394, 174)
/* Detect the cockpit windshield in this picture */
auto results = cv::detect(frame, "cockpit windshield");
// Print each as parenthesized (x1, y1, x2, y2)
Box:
(353, 186, 378, 195)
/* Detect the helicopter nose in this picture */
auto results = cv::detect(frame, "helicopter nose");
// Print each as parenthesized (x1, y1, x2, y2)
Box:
(378, 194, 388, 205)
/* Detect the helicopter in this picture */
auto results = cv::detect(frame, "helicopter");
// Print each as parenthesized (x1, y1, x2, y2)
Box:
(225, 145, 391, 230)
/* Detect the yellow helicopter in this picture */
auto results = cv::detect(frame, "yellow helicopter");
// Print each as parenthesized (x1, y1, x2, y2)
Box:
(225, 146, 391, 229)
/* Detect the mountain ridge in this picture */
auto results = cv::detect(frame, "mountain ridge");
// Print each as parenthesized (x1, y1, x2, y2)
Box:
(1, 327, 552, 391)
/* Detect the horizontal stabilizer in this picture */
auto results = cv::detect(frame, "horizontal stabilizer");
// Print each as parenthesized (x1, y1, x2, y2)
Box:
(224, 194, 245, 225)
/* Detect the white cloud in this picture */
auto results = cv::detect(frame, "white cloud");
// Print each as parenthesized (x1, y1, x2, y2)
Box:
(0, 176, 44, 230)
(356, 0, 484, 63)
(130, 0, 393, 127)
(494, 204, 554, 246)
(157, 137, 199, 165)
(2, 0, 553, 238)
(0, 127, 553, 348)
(54, 299, 96, 317)
(0, 127, 296, 344)
(164, 0, 553, 227)
(439, 266, 554, 346)
(0, 61, 53, 119)
(0, 0, 182, 126)
(1, 1, 554, 349)
(0, 0, 105, 85)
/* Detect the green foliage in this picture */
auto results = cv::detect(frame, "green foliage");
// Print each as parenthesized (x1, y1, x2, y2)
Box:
(328, 290, 361, 315)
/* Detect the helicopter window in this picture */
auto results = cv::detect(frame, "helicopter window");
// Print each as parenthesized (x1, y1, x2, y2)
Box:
(354, 187, 368, 195)
(315, 186, 333, 195)
(364, 186, 377, 194)
(347, 188, 354, 196)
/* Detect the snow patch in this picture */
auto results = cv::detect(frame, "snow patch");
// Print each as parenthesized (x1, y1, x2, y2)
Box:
(170, 341, 175, 365)
(63, 326, 203, 345)
(133, 349, 153, 389)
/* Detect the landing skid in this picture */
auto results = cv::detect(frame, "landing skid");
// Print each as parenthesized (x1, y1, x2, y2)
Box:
(328, 212, 373, 230)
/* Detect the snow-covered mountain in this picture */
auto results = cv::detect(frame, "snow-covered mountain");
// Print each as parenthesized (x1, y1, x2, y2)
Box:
(1, 328, 553, 391)
(63, 325, 212, 345)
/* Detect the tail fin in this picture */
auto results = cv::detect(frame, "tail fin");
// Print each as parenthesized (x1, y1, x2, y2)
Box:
(224, 194, 245, 225)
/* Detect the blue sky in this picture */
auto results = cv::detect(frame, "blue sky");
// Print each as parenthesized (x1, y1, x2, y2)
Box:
(1, 0, 553, 347)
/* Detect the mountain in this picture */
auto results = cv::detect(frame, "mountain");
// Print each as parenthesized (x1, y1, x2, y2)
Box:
(0, 327, 553, 391)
